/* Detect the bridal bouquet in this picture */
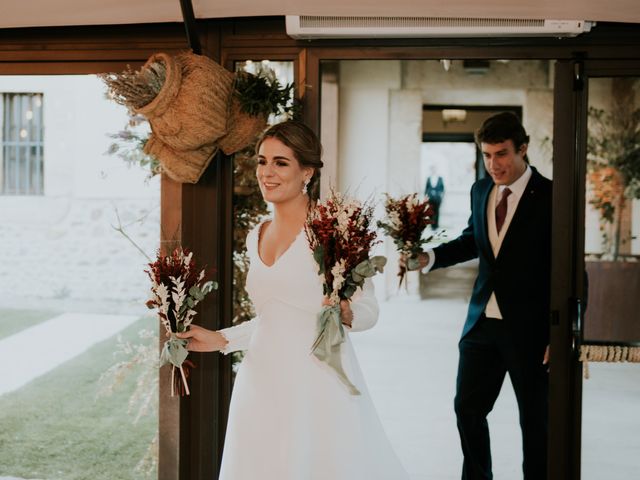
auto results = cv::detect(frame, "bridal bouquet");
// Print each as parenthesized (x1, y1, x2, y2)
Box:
(146, 247, 217, 396)
(378, 193, 435, 288)
(305, 191, 386, 395)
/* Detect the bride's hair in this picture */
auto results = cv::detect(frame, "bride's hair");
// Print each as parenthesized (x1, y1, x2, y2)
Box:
(255, 120, 324, 201)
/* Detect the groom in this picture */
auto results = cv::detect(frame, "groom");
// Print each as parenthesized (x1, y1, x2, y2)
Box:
(405, 112, 551, 479)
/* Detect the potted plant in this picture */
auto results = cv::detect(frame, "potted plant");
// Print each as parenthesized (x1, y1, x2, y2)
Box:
(587, 99, 640, 260)
(584, 79, 640, 344)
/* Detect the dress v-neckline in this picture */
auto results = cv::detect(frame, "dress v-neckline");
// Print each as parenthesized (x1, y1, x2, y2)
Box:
(256, 220, 305, 269)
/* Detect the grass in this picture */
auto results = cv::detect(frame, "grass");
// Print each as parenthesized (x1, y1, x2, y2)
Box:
(0, 308, 59, 341)
(0, 316, 158, 480)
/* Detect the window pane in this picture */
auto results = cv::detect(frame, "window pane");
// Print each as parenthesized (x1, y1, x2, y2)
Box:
(582, 76, 640, 479)
(1, 93, 44, 195)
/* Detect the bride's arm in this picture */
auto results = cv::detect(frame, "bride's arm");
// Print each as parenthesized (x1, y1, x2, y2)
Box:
(177, 317, 259, 354)
(218, 317, 259, 354)
(347, 278, 379, 332)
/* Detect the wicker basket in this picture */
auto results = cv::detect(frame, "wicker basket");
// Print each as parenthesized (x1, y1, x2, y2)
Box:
(136, 52, 234, 152)
(218, 95, 268, 155)
(144, 133, 217, 184)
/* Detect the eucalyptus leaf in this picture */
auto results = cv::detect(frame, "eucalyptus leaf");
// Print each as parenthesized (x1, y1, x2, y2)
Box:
(351, 271, 364, 283)
(313, 246, 325, 275)
(343, 284, 357, 300)
(370, 255, 387, 273)
(354, 255, 387, 278)
(189, 285, 204, 301)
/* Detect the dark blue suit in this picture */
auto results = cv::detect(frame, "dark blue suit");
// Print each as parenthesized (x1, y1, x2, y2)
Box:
(433, 166, 551, 480)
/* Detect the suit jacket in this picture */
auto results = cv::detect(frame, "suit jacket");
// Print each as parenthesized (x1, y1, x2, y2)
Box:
(432, 166, 552, 345)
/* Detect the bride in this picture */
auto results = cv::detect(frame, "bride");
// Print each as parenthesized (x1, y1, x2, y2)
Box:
(178, 120, 409, 480)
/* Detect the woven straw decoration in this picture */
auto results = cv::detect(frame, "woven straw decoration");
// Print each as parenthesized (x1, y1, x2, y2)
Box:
(144, 134, 217, 184)
(218, 95, 268, 155)
(136, 52, 234, 152)
(578, 344, 640, 379)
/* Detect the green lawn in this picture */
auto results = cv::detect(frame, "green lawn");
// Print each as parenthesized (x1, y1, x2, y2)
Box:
(0, 308, 59, 340)
(0, 316, 158, 480)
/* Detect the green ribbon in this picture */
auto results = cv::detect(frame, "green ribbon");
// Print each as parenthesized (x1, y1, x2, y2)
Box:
(160, 333, 189, 368)
(407, 256, 420, 271)
(311, 304, 361, 396)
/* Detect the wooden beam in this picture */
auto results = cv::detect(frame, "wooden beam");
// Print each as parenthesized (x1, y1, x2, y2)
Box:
(179, 0, 202, 54)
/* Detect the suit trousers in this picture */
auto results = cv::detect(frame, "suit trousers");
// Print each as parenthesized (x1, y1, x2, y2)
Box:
(454, 315, 548, 480)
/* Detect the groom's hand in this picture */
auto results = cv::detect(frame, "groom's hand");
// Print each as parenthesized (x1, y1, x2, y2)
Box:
(399, 252, 430, 271)
(542, 344, 550, 372)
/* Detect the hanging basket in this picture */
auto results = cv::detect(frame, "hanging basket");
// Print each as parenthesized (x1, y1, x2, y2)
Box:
(144, 134, 217, 184)
(217, 95, 268, 155)
(136, 51, 234, 152)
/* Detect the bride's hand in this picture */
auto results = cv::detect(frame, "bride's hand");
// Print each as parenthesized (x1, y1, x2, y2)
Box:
(339, 300, 353, 328)
(322, 297, 353, 329)
(176, 324, 228, 352)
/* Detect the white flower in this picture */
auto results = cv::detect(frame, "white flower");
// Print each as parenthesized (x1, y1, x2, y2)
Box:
(388, 211, 402, 230)
(336, 211, 351, 238)
(331, 259, 347, 297)
(183, 251, 193, 268)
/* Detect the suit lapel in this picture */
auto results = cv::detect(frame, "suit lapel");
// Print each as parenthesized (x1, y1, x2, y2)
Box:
(477, 179, 495, 262)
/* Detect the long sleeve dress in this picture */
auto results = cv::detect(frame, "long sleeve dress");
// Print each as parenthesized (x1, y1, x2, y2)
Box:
(217, 222, 410, 480)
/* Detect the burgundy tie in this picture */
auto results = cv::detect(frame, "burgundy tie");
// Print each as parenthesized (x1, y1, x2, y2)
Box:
(495, 187, 512, 234)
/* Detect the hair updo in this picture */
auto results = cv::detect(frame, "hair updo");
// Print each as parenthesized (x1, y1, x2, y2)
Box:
(255, 120, 324, 201)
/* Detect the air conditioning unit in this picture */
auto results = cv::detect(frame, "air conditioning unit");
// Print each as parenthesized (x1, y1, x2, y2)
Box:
(285, 16, 594, 39)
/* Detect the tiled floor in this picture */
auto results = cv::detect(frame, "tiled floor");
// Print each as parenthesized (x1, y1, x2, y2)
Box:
(352, 297, 640, 480)
(1, 297, 637, 479)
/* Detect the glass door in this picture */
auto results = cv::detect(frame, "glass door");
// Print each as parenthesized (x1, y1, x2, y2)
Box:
(549, 60, 640, 480)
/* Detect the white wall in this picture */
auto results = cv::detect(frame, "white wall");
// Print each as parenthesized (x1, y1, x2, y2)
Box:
(0, 75, 159, 312)
(337, 61, 401, 198)
(336, 60, 557, 298)
(337, 61, 406, 297)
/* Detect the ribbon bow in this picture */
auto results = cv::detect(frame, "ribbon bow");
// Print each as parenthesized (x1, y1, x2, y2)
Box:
(311, 304, 361, 395)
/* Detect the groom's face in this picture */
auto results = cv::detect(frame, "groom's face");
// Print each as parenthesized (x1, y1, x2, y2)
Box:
(481, 140, 528, 186)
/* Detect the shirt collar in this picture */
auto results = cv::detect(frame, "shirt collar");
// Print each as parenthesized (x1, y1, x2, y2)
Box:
(497, 165, 531, 200)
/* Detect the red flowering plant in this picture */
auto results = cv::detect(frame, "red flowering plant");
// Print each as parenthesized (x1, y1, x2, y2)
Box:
(146, 247, 217, 396)
(377, 193, 436, 288)
(305, 191, 386, 395)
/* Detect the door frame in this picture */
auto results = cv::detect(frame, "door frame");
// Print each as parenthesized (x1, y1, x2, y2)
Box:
(550, 58, 640, 480)
(299, 46, 640, 480)
(3, 17, 640, 480)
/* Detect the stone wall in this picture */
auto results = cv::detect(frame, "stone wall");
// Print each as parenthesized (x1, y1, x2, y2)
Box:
(0, 75, 159, 314)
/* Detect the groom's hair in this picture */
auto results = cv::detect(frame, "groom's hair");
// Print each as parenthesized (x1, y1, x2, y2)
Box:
(475, 112, 530, 163)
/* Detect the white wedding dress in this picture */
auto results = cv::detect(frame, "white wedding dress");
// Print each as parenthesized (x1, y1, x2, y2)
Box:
(217, 222, 410, 480)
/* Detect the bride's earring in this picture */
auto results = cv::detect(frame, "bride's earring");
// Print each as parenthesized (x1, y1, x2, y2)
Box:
(302, 178, 310, 195)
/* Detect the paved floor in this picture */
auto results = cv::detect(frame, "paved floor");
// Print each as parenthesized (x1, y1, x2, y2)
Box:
(0, 312, 138, 396)
(352, 297, 640, 480)
(1, 298, 638, 479)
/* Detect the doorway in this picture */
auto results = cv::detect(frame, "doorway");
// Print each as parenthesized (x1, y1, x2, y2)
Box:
(319, 59, 555, 479)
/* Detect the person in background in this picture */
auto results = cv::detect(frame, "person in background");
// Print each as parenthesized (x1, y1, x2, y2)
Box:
(425, 165, 445, 229)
